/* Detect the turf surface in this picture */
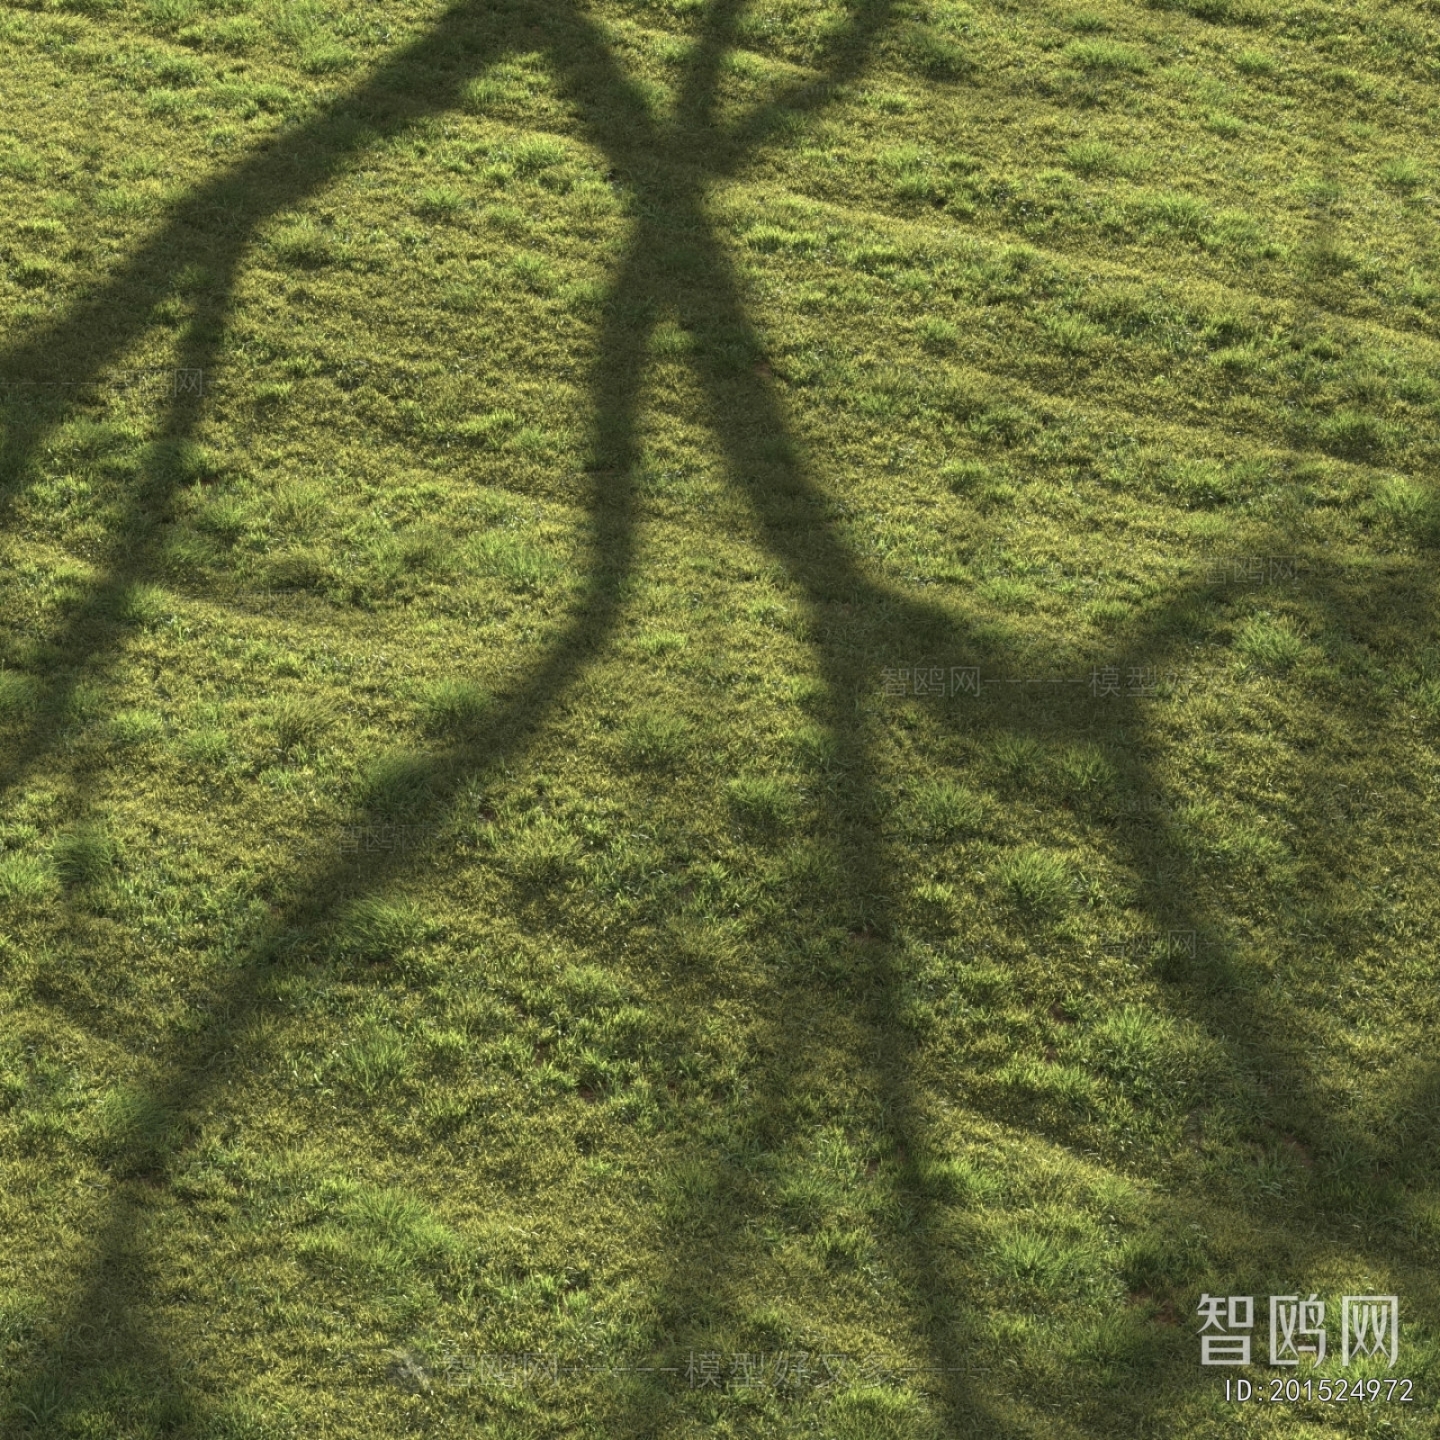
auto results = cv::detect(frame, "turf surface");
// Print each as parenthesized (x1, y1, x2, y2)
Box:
(2, 0, 1439, 1434)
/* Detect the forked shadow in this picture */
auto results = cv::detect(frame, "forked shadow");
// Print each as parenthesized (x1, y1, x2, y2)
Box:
(6, 0, 1435, 1433)
(617, 146, 1440, 1431)
(0, 0, 942, 1431)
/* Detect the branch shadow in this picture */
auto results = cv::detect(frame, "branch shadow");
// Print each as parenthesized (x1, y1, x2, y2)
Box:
(5, 1, 1439, 1435)
(0, 0, 552, 801)
(0, 0, 950, 1432)
(591, 113, 1440, 1430)
(5, 251, 646, 1434)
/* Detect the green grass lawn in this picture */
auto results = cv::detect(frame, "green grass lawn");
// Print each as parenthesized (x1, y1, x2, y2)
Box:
(2, 0, 1439, 1433)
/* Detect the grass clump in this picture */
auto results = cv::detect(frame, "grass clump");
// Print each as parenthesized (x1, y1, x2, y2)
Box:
(995, 846, 1073, 914)
(1234, 613, 1308, 672)
(52, 830, 119, 887)
(116, 583, 173, 628)
(992, 1229, 1083, 1294)
(1379, 157, 1423, 192)
(269, 218, 335, 268)
(182, 727, 233, 769)
(469, 530, 559, 590)
(1056, 743, 1116, 796)
(1317, 408, 1392, 460)
(419, 679, 492, 738)
(990, 732, 1044, 784)
(621, 712, 691, 769)
(1235, 47, 1275, 74)
(942, 457, 994, 493)
(905, 779, 986, 837)
(331, 1031, 412, 1096)
(0, 853, 53, 903)
(93, 1086, 174, 1175)
(331, 897, 433, 963)
(502, 814, 582, 886)
(0, 671, 39, 719)
(1374, 477, 1440, 544)
(357, 753, 435, 817)
(905, 27, 975, 81)
(106, 709, 164, 748)
(298, 44, 357, 74)
(918, 316, 959, 352)
(415, 185, 469, 220)
(726, 776, 793, 831)
(1065, 39, 1148, 73)
(268, 695, 332, 755)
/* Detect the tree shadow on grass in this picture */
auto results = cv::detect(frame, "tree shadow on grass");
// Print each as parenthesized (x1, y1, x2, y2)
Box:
(586, 82, 1440, 1418)
(0, 0, 990, 1433)
(0, 0, 557, 800)
(618, 243, 1440, 1433)
(550, 24, 1439, 1426)
(457, 72, 1438, 1438)
(4, 2, 1439, 1436)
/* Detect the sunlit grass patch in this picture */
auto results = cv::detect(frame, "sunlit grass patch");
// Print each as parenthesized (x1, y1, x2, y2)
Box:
(181, 725, 233, 769)
(991, 1226, 1092, 1295)
(295, 1177, 463, 1281)
(989, 732, 1044, 785)
(116, 582, 173, 628)
(452, 409, 521, 448)
(419, 678, 492, 739)
(825, 1386, 937, 1440)
(1055, 742, 1116, 797)
(918, 316, 958, 352)
(1317, 408, 1395, 461)
(501, 812, 583, 886)
(1234, 48, 1275, 75)
(509, 252, 554, 292)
